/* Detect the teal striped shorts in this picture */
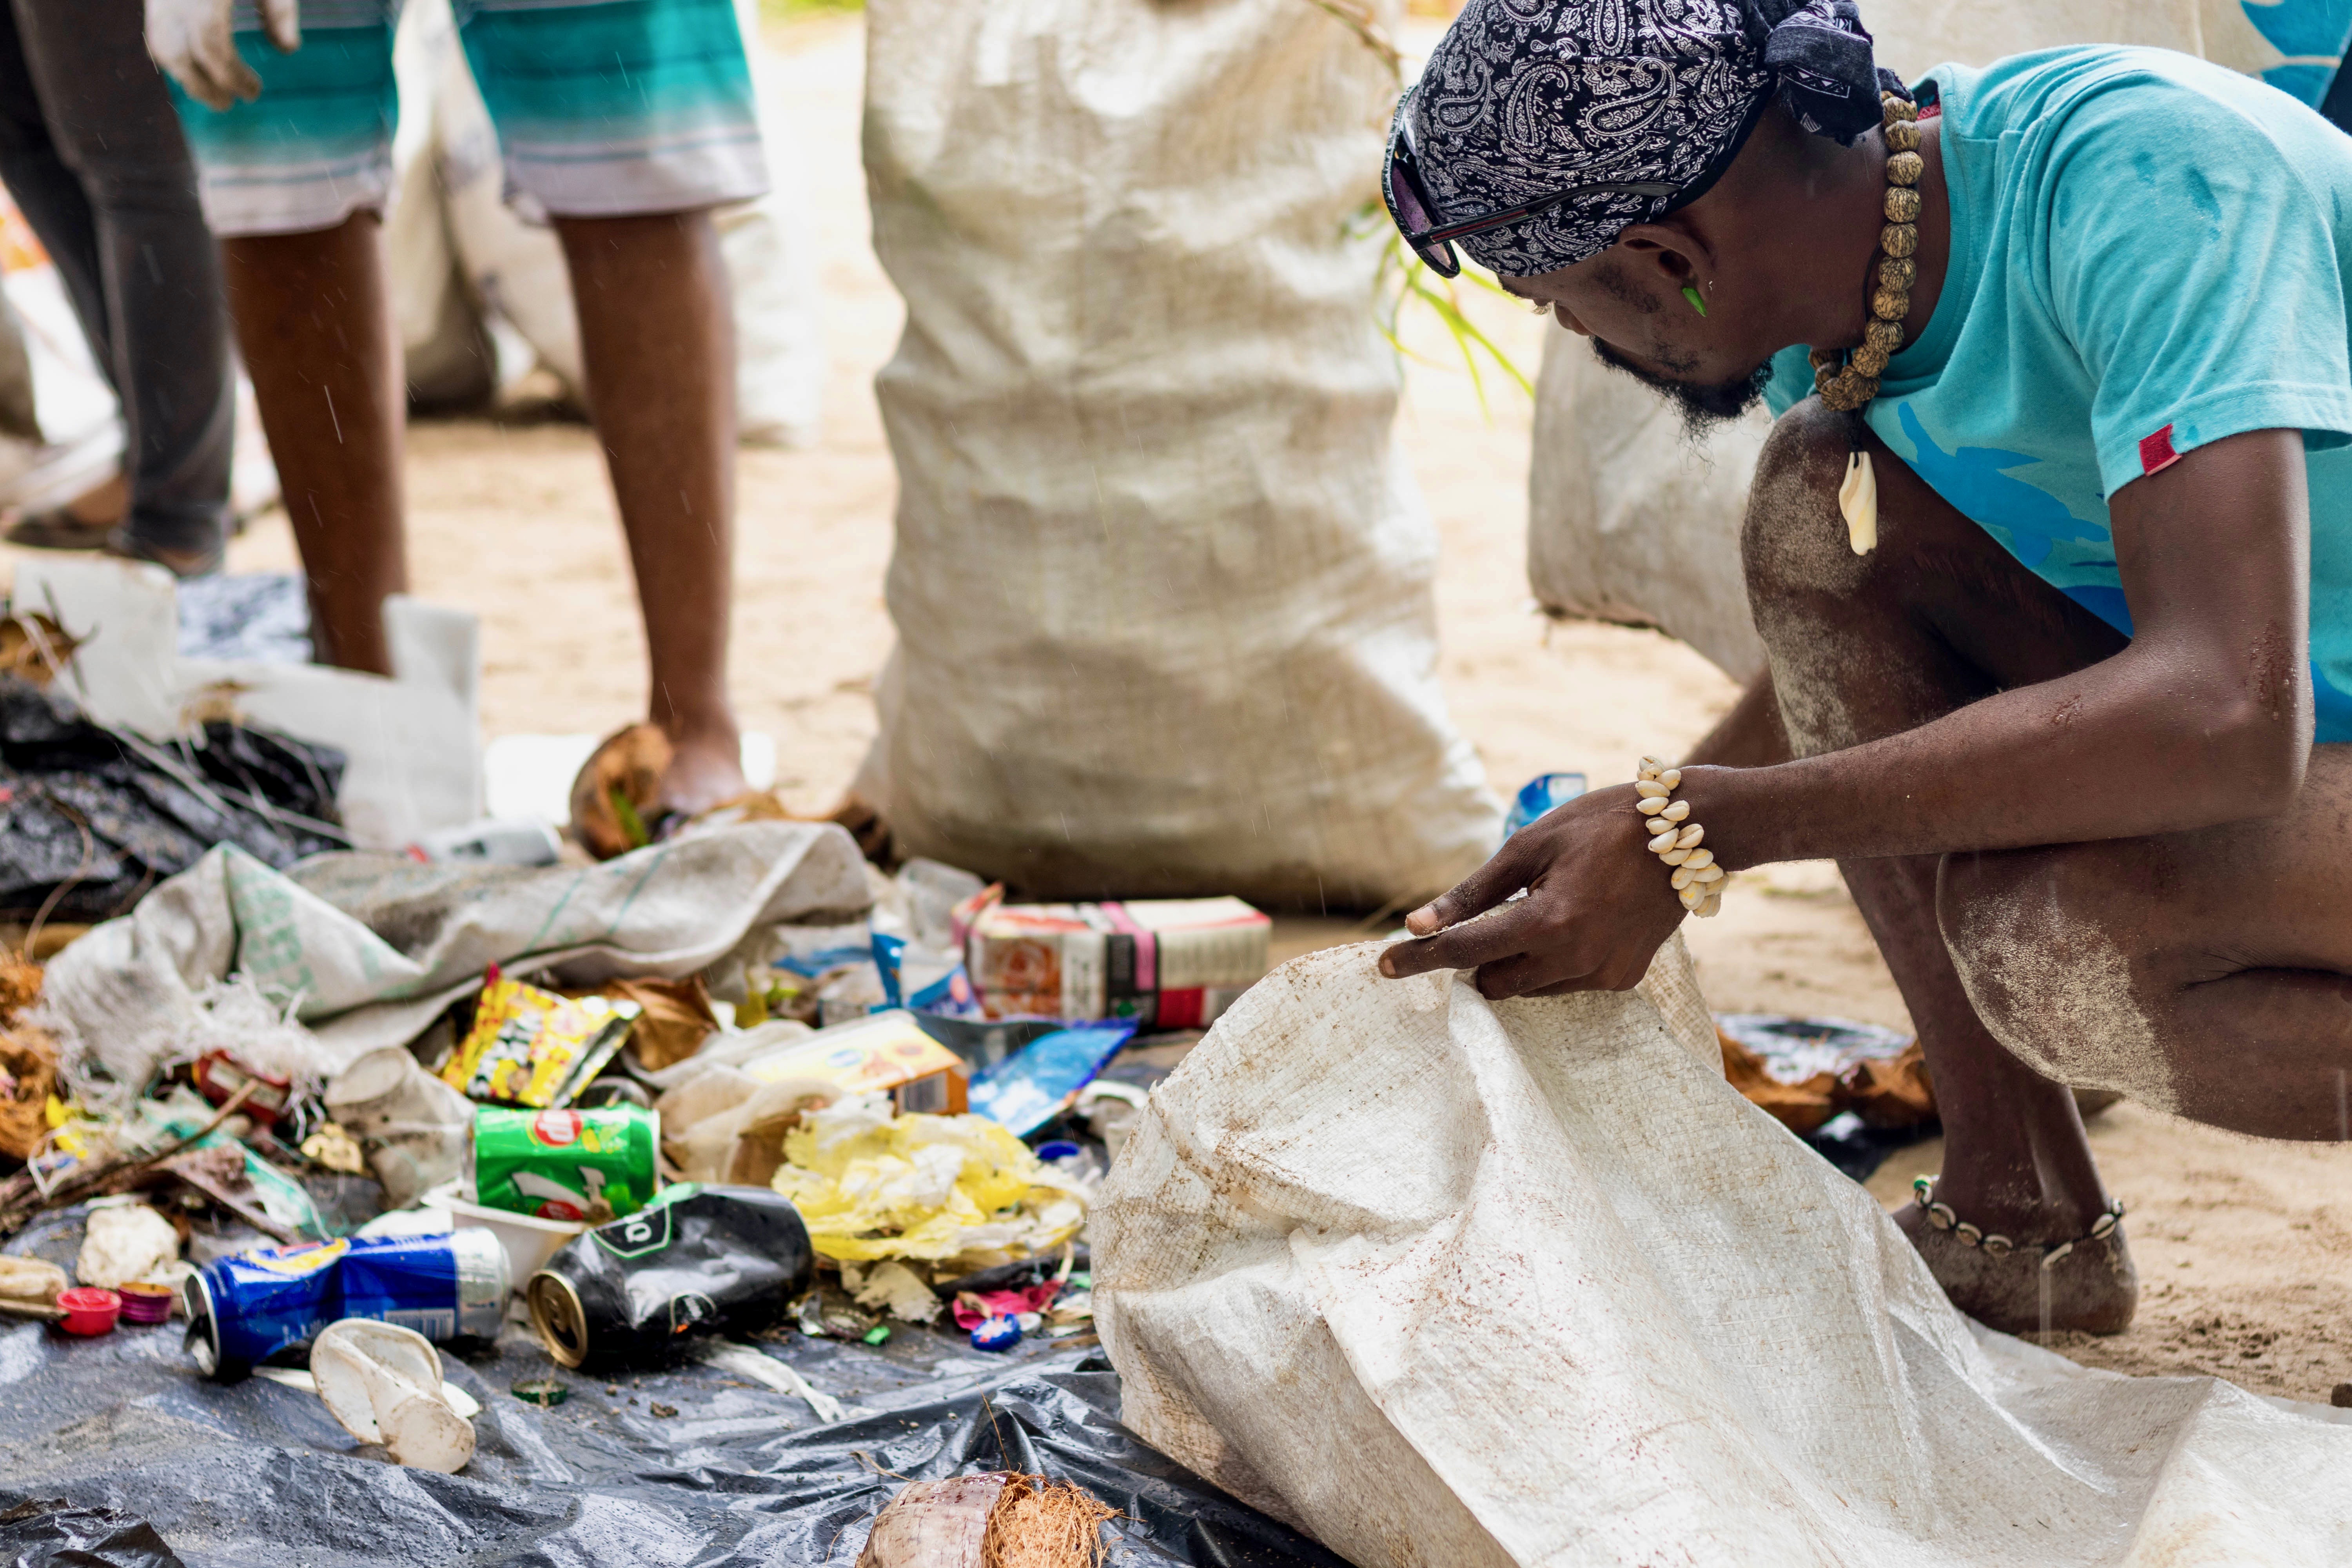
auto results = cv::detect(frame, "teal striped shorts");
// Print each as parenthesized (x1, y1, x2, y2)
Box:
(174, 0, 768, 236)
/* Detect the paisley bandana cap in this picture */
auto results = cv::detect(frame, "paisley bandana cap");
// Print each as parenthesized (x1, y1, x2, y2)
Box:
(1406, 0, 1904, 278)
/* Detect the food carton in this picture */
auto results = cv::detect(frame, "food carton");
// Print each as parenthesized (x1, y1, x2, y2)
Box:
(962, 893, 1270, 1026)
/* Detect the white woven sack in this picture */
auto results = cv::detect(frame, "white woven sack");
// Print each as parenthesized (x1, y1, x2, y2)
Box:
(1524, 0, 2214, 683)
(1094, 940, 2352, 1566)
(857, 0, 1499, 909)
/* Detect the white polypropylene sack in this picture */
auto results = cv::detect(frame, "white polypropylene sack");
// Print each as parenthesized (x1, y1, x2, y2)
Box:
(1094, 942, 2352, 1566)
(1524, 0, 2228, 683)
(857, 0, 1500, 908)
(389, 0, 823, 446)
(37, 821, 870, 1103)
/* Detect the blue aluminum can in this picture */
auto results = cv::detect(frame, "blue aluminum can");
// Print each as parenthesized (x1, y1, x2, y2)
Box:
(186, 1229, 508, 1377)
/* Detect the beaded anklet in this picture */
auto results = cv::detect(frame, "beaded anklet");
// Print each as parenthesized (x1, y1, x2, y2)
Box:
(1807, 89, 1922, 557)
(1912, 1175, 2125, 1270)
(1634, 756, 1726, 918)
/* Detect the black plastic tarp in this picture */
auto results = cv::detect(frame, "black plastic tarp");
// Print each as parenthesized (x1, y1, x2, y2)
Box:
(0, 1209, 1339, 1568)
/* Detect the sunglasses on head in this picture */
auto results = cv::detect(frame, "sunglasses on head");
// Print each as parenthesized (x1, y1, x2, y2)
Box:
(1381, 89, 1679, 279)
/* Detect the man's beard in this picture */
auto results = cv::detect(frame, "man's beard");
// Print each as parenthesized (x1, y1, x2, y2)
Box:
(1591, 336, 1773, 437)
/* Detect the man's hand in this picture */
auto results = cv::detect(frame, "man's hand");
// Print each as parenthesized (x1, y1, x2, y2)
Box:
(1377, 785, 1689, 998)
(147, 0, 300, 113)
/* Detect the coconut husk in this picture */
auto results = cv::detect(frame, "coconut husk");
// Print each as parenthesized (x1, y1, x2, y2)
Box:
(1717, 1028, 1838, 1135)
(0, 612, 80, 687)
(1838, 1041, 1937, 1129)
(568, 722, 672, 861)
(0, 1024, 57, 1163)
(980, 1477, 1114, 1568)
(0, 949, 41, 1021)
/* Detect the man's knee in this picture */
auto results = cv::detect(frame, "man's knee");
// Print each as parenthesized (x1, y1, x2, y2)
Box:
(1938, 840, 2179, 1105)
(1741, 397, 1872, 609)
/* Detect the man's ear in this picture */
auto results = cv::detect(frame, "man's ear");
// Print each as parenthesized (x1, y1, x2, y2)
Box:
(1611, 218, 1717, 299)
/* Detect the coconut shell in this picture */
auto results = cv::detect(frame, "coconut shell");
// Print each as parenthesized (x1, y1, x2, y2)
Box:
(858, 1474, 1010, 1568)
(568, 723, 673, 861)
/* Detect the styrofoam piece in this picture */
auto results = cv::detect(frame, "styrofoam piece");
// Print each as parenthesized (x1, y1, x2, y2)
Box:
(483, 731, 777, 826)
(12, 555, 483, 848)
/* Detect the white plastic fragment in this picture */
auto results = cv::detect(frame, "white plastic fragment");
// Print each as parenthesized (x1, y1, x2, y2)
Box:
(310, 1318, 476, 1472)
(702, 1340, 855, 1424)
(254, 1364, 476, 1417)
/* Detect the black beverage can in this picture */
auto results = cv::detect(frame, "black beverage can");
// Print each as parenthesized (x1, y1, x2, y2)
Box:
(524, 1184, 813, 1370)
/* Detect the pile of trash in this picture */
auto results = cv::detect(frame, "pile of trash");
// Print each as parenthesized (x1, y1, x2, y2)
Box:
(0, 818, 1293, 1564)
(0, 637, 346, 926)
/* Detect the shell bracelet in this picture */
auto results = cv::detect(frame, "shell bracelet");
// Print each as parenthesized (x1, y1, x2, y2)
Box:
(1635, 757, 1727, 918)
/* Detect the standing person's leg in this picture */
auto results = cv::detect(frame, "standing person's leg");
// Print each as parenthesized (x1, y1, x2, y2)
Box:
(462, 0, 764, 813)
(13, 0, 233, 575)
(0, 0, 120, 535)
(220, 218, 406, 673)
(1742, 399, 2138, 1334)
(162, 7, 406, 671)
(557, 211, 744, 809)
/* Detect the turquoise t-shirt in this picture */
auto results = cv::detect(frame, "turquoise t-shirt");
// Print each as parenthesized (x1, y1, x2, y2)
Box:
(1764, 46, 2352, 740)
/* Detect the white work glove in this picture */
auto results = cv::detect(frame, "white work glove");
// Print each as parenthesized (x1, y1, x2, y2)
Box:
(147, 0, 301, 112)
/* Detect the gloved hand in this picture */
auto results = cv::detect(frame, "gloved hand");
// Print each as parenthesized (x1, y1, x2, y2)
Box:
(146, 0, 301, 112)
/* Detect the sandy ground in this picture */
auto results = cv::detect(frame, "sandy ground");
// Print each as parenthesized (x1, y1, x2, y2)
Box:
(4, 13, 2347, 1403)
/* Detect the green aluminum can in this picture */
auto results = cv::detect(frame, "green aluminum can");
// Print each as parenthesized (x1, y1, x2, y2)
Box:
(473, 1105, 661, 1223)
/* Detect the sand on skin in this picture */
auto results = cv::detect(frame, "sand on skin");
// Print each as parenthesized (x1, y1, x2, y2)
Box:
(1, 12, 2341, 1403)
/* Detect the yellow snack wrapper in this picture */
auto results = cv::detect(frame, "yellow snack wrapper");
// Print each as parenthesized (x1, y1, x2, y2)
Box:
(441, 968, 639, 1108)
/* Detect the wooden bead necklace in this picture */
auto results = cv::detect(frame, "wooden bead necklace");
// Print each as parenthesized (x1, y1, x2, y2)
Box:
(1804, 91, 1921, 556)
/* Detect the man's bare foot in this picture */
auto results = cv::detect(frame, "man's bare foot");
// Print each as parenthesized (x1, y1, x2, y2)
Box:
(1893, 1200, 2138, 1336)
(657, 722, 747, 817)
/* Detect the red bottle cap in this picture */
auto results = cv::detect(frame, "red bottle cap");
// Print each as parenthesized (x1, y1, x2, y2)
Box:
(56, 1286, 122, 1336)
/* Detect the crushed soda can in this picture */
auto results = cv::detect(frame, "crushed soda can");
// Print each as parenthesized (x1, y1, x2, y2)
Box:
(439, 965, 641, 1108)
(185, 1229, 508, 1379)
(473, 1104, 661, 1223)
(524, 1185, 813, 1371)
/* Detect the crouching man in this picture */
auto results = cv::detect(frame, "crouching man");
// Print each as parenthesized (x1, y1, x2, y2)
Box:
(1379, 0, 2352, 1336)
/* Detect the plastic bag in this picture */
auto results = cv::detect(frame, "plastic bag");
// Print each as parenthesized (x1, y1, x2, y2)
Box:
(772, 1095, 1085, 1268)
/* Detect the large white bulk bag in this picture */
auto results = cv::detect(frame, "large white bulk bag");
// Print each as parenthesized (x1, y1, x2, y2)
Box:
(1094, 941, 2352, 1566)
(856, 0, 1500, 909)
(1526, 0, 2222, 683)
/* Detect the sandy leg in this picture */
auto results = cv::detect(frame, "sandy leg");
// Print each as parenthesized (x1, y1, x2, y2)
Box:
(1739, 399, 2352, 1332)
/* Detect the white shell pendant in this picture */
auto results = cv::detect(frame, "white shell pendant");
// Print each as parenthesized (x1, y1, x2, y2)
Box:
(1838, 448, 1877, 555)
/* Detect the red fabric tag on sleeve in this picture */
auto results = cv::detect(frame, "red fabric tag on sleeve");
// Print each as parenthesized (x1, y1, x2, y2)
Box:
(2139, 423, 2180, 475)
